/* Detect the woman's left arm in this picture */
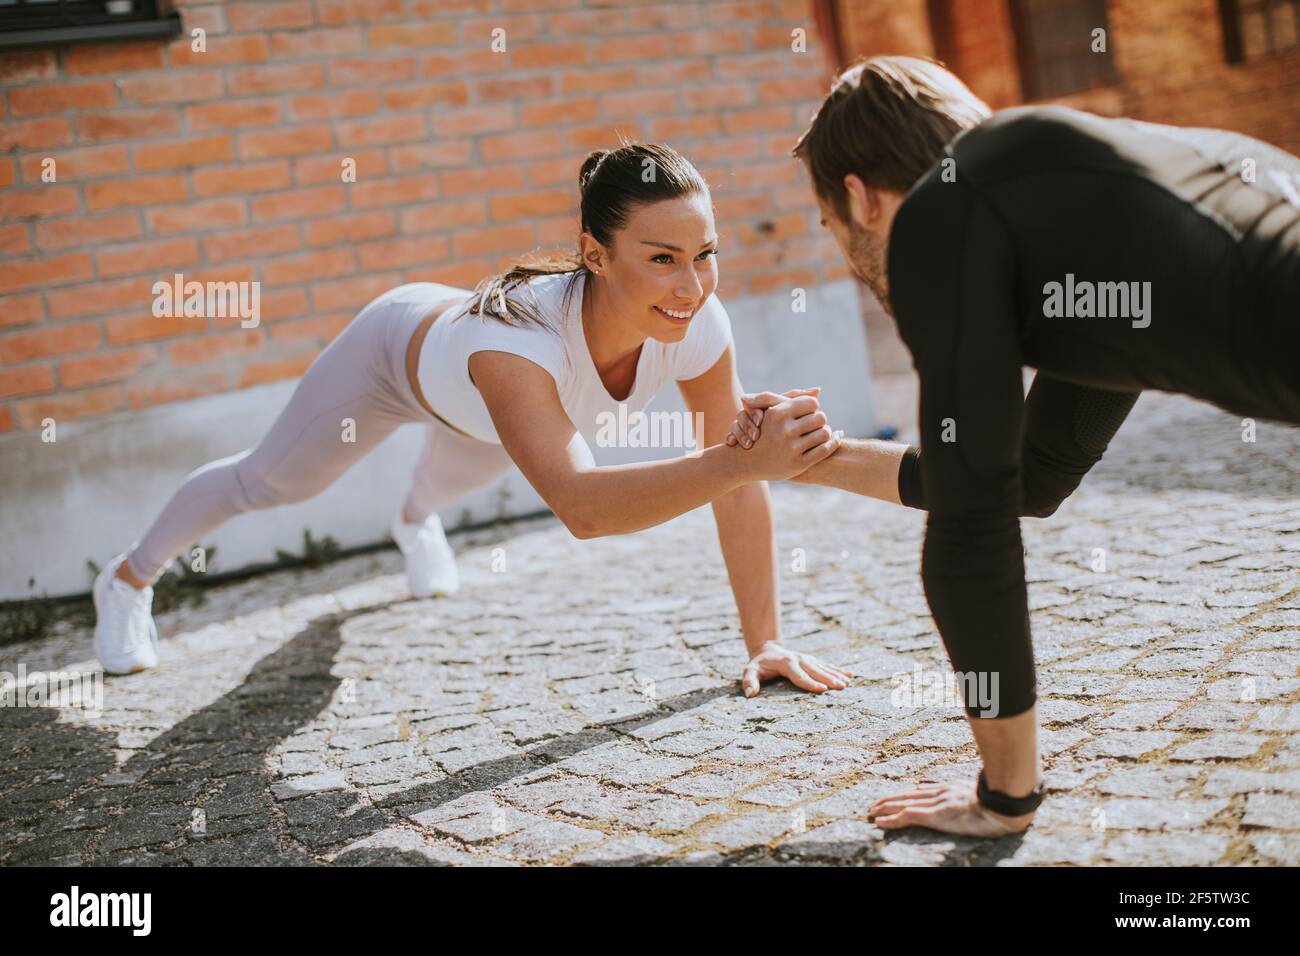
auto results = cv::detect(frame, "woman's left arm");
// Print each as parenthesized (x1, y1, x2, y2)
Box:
(678, 345, 856, 698)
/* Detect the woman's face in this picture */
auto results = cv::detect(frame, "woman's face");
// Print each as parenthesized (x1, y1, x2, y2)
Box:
(590, 193, 719, 344)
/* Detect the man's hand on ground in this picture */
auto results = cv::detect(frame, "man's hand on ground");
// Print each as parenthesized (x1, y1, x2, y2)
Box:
(741, 641, 856, 697)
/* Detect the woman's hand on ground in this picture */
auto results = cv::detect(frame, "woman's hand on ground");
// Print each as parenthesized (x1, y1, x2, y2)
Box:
(867, 778, 1038, 837)
(741, 641, 857, 697)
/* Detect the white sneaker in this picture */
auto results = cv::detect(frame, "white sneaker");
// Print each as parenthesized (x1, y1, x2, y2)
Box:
(390, 510, 459, 597)
(92, 554, 159, 674)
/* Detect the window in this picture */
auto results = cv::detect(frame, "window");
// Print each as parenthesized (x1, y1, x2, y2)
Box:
(0, 0, 181, 49)
(1010, 0, 1119, 100)
(1221, 0, 1300, 61)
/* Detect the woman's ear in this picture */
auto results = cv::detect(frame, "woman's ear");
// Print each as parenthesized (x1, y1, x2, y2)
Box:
(578, 232, 606, 274)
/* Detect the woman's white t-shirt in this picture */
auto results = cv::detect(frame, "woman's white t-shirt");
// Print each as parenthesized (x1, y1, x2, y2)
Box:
(413, 269, 734, 444)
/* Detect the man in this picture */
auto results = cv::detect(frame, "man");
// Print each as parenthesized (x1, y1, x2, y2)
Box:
(729, 56, 1300, 837)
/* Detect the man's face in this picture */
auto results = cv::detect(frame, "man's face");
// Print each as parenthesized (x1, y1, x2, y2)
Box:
(814, 185, 892, 316)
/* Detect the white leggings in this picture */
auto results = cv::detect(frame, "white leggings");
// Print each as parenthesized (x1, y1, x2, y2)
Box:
(124, 285, 513, 583)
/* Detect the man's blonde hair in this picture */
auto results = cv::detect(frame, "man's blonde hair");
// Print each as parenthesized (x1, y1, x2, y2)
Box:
(792, 55, 992, 221)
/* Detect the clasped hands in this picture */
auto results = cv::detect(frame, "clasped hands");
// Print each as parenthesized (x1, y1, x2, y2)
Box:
(725, 386, 843, 481)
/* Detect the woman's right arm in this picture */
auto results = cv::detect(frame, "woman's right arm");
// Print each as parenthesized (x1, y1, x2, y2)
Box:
(469, 350, 836, 539)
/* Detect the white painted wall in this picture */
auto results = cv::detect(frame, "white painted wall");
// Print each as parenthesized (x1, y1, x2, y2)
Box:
(0, 279, 874, 601)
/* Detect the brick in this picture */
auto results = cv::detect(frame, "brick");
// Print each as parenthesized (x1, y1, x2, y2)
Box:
(238, 125, 335, 160)
(286, 90, 381, 121)
(316, 0, 404, 26)
(227, 63, 325, 96)
(10, 81, 117, 116)
(204, 224, 302, 263)
(0, 117, 74, 151)
(521, 96, 600, 129)
(723, 106, 797, 135)
(0, 320, 100, 362)
(490, 189, 574, 221)
(0, 186, 80, 220)
(58, 347, 158, 388)
(120, 71, 224, 104)
(269, 27, 366, 58)
(368, 22, 457, 49)
(304, 210, 396, 247)
(336, 116, 428, 149)
(19, 145, 130, 181)
(0, 365, 55, 399)
(327, 57, 418, 86)
(512, 42, 590, 70)
(47, 279, 156, 320)
(65, 43, 166, 75)
(348, 175, 439, 209)
(133, 135, 235, 173)
(76, 109, 181, 143)
(476, 75, 560, 105)
(0, 293, 45, 328)
(382, 82, 470, 110)
(453, 224, 535, 259)
(35, 212, 142, 252)
(96, 237, 201, 279)
(297, 149, 387, 184)
(479, 129, 567, 163)
(258, 286, 311, 323)
(16, 385, 122, 429)
(186, 100, 283, 132)
(104, 311, 209, 346)
(266, 312, 352, 342)
(169, 35, 270, 67)
(146, 198, 247, 235)
(85, 174, 188, 212)
(441, 164, 526, 197)
(249, 186, 346, 222)
(356, 236, 448, 271)
(558, 67, 637, 95)
(387, 141, 473, 173)
(0, 252, 93, 293)
(648, 115, 720, 140)
(0, 50, 57, 83)
(429, 104, 515, 137)
(261, 247, 358, 286)
(0, 224, 29, 257)
(309, 272, 403, 311)
(226, 2, 314, 31)
(192, 160, 292, 197)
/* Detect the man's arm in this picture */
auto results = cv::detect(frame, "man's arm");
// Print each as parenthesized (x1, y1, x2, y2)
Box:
(736, 375, 1139, 517)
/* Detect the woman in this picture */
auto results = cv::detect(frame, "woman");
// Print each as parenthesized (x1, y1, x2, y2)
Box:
(93, 142, 851, 700)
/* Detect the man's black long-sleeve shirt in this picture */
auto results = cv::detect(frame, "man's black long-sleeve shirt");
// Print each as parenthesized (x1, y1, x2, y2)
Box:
(886, 105, 1300, 718)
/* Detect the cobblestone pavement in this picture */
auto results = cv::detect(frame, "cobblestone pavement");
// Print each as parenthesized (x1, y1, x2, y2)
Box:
(2, 391, 1297, 866)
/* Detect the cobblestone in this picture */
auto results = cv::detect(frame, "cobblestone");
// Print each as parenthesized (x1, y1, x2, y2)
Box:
(1, 392, 1296, 865)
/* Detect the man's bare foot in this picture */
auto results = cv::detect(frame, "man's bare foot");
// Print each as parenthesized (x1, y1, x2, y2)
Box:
(867, 778, 1038, 837)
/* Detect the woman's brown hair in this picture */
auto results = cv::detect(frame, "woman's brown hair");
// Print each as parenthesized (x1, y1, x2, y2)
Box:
(792, 55, 991, 223)
(461, 139, 709, 329)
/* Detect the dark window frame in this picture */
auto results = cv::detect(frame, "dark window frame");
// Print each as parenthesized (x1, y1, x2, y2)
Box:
(1009, 0, 1120, 101)
(0, 0, 181, 50)
(1220, 0, 1300, 62)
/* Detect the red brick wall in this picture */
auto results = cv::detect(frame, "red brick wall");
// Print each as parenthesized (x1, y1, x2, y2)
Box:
(0, 0, 845, 434)
(835, 0, 1300, 151)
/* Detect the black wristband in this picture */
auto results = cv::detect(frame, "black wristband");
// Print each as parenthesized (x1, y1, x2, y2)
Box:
(976, 770, 1045, 816)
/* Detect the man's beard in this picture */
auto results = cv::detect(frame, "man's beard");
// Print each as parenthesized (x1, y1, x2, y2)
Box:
(847, 219, 891, 316)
